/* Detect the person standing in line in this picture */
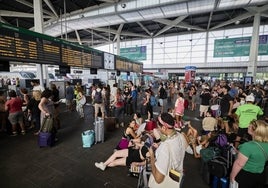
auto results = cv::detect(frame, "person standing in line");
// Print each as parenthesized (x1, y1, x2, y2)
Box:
(158, 83, 167, 114)
(111, 88, 125, 127)
(148, 113, 187, 187)
(38, 89, 55, 126)
(0, 91, 7, 132)
(174, 92, 185, 129)
(31, 80, 45, 92)
(219, 85, 234, 133)
(92, 84, 105, 120)
(128, 81, 138, 114)
(234, 94, 263, 148)
(5, 90, 26, 136)
(199, 88, 211, 118)
(230, 120, 268, 188)
(75, 86, 85, 119)
(51, 84, 60, 129)
(144, 89, 153, 121)
(65, 81, 74, 111)
(27, 90, 41, 135)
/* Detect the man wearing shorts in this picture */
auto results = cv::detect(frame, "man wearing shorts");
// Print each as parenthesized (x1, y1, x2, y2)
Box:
(234, 94, 263, 148)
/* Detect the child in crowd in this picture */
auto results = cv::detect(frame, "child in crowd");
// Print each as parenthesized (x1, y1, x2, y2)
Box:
(174, 92, 185, 130)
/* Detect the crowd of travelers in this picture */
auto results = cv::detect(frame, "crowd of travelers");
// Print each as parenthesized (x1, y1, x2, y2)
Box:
(1, 77, 268, 187)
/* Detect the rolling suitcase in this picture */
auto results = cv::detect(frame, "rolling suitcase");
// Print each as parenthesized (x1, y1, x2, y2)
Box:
(38, 132, 55, 147)
(94, 117, 104, 143)
(38, 115, 55, 147)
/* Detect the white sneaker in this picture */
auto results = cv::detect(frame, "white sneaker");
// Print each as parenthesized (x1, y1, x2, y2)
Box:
(95, 162, 106, 171)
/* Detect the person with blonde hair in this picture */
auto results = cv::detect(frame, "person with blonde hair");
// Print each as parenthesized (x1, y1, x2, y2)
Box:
(27, 90, 41, 135)
(230, 120, 268, 188)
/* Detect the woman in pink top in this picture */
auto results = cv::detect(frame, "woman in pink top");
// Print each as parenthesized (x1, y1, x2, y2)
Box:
(5, 90, 25, 136)
(174, 92, 185, 129)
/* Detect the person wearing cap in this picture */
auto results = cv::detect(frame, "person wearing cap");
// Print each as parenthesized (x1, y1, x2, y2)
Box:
(234, 94, 263, 148)
(148, 113, 187, 187)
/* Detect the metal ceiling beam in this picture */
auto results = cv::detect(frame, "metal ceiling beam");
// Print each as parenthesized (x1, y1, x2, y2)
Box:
(84, 29, 111, 42)
(0, 10, 52, 18)
(176, 22, 206, 31)
(154, 16, 187, 37)
(15, 0, 55, 17)
(92, 27, 148, 38)
(44, 0, 59, 18)
(245, 4, 268, 14)
(75, 30, 82, 45)
(137, 22, 152, 36)
(67, 38, 108, 44)
(210, 12, 253, 30)
(207, 0, 220, 30)
(0, 16, 9, 24)
(113, 23, 124, 42)
(261, 13, 268, 18)
(98, 0, 118, 3)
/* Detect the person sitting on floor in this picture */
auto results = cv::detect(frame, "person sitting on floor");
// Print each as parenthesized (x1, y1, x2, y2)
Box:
(95, 134, 151, 171)
(202, 110, 218, 133)
(184, 122, 201, 158)
(115, 119, 139, 150)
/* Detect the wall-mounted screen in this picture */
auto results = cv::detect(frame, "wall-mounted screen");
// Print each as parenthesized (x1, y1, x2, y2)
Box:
(59, 65, 70, 76)
(90, 68, 98, 75)
(0, 60, 10, 71)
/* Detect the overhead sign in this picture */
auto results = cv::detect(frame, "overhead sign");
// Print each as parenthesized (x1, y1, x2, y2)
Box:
(120, 46, 146, 61)
(214, 35, 268, 57)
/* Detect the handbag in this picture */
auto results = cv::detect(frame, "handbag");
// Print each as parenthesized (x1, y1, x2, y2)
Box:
(254, 141, 268, 185)
(229, 180, 239, 188)
(78, 96, 86, 105)
(148, 142, 181, 188)
(117, 138, 129, 150)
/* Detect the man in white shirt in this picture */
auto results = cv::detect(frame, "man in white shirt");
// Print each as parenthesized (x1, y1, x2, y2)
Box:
(149, 113, 187, 187)
(31, 80, 45, 92)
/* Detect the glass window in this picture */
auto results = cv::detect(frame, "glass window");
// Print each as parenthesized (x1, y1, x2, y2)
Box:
(178, 46, 191, 52)
(165, 35, 178, 42)
(165, 41, 178, 47)
(164, 47, 177, 53)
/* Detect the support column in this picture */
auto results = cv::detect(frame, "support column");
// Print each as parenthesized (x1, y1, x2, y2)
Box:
(204, 31, 209, 64)
(116, 37, 120, 55)
(247, 13, 260, 83)
(33, 0, 45, 88)
(151, 37, 154, 66)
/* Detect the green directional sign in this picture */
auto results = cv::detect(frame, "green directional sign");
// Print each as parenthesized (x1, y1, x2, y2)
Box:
(120, 46, 147, 61)
(214, 35, 268, 57)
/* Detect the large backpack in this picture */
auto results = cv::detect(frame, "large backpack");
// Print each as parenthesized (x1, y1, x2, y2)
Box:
(94, 90, 103, 104)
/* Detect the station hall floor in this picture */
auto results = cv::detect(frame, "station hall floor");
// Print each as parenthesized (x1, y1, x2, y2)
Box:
(0, 102, 209, 188)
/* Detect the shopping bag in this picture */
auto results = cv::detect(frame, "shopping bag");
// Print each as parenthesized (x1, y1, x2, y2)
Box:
(81, 130, 95, 148)
(41, 115, 54, 133)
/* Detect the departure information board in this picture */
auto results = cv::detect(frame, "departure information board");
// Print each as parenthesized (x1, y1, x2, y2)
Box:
(0, 23, 142, 72)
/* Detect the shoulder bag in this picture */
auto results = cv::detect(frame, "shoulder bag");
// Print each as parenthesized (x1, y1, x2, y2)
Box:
(78, 96, 86, 105)
(148, 138, 182, 187)
(254, 141, 268, 185)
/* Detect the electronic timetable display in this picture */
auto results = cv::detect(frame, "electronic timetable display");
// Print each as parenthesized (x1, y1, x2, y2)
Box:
(0, 23, 142, 72)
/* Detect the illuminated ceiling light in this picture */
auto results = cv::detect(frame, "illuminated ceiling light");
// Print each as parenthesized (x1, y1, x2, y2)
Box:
(235, 20, 240, 25)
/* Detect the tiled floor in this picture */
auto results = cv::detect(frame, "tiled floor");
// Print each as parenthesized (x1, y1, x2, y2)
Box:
(0, 100, 209, 188)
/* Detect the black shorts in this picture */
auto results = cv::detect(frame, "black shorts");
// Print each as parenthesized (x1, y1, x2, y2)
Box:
(126, 147, 143, 166)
